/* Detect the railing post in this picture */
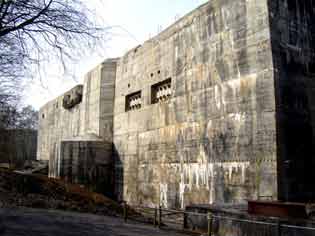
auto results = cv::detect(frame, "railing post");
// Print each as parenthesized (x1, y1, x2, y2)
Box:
(277, 220, 281, 236)
(158, 205, 162, 228)
(154, 207, 157, 227)
(207, 212, 212, 236)
(123, 201, 127, 223)
(183, 211, 187, 229)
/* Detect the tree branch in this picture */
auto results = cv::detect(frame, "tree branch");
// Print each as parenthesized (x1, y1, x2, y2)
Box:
(0, 0, 53, 37)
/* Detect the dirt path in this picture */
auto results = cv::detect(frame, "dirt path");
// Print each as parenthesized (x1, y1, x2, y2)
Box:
(0, 208, 190, 236)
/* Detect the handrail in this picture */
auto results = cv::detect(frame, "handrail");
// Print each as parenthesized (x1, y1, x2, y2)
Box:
(123, 204, 315, 234)
(281, 224, 315, 231)
(213, 214, 277, 226)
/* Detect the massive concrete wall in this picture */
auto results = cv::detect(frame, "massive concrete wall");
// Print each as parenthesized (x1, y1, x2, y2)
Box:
(37, 0, 315, 208)
(37, 59, 117, 182)
(113, 0, 277, 208)
(268, 0, 315, 202)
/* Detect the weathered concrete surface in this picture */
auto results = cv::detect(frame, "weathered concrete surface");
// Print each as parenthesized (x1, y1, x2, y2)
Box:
(0, 208, 188, 236)
(113, 0, 277, 208)
(38, 0, 315, 210)
(37, 59, 117, 189)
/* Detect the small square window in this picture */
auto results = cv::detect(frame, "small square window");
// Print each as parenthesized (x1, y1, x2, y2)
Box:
(125, 91, 142, 111)
(151, 78, 172, 104)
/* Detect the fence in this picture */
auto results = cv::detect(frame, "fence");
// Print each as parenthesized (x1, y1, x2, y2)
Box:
(122, 203, 315, 236)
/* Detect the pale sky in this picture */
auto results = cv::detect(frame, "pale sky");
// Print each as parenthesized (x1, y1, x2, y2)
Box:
(24, 0, 208, 110)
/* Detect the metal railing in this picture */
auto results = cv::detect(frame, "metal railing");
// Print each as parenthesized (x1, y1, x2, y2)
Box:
(122, 203, 315, 236)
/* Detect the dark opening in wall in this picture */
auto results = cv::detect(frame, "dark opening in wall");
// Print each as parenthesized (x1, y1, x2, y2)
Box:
(151, 78, 172, 104)
(150, 73, 154, 77)
(307, 59, 315, 75)
(62, 85, 83, 110)
(287, 0, 297, 20)
(289, 23, 298, 45)
(42, 114, 45, 119)
(287, 0, 297, 12)
(125, 91, 142, 111)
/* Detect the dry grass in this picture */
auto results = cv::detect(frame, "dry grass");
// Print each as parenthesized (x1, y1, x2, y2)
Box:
(0, 168, 126, 216)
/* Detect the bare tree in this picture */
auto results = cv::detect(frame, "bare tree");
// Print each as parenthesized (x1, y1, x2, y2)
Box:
(0, 94, 19, 129)
(14, 105, 38, 130)
(0, 0, 105, 168)
(0, 0, 108, 84)
(0, 102, 38, 168)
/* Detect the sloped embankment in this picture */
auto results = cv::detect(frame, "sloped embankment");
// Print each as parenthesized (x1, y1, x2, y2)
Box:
(0, 168, 124, 216)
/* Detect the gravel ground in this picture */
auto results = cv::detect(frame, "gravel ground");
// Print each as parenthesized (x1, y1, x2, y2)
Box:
(0, 207, 191, 236)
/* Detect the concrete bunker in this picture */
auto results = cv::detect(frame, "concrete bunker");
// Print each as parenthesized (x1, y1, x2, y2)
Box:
(37, 0, 315, 210)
